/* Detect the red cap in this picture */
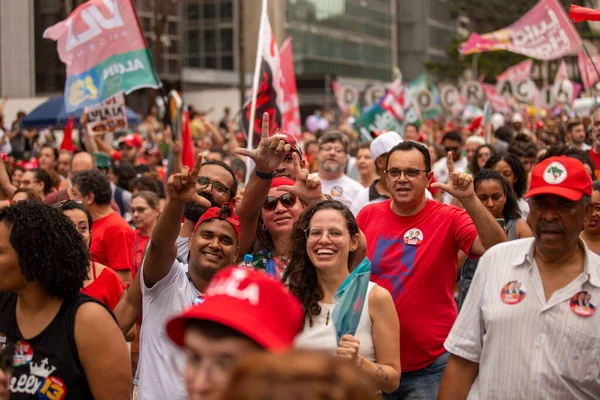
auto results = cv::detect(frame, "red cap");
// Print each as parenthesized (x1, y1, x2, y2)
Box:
(467, 116, 483, 132)
(270, 129, 303, 158)
(166, 266, 304, 350)
(193, 205, 241, 241)
(120, 133, 143, 149)
(525, 156, 592, 201)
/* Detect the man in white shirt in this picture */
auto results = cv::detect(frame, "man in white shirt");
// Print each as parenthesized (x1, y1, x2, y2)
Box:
(317, 132, 364, 209)
(136, 155, 241, 400)
(440, 156, 599, 400)
(433, 131, 468, 204)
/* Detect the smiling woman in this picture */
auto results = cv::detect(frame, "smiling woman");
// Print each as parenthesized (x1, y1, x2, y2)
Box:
(286, 201, 401, 394)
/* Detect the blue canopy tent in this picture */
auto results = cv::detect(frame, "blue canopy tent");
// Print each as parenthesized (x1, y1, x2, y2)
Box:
(22, 95, 141, 129)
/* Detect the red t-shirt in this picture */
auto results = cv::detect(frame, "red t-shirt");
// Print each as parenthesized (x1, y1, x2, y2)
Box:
(81, 263, 126, 310)
(91, 212, 134, 275)
(357, 199, 478, 372)
(133, 230, 150, 276)
(589, 149, 600, 180)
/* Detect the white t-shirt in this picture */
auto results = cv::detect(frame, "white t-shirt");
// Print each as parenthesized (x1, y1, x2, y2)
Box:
(432, 156, 468, 204)
(295, 282, 377, 362)
(321, 174, 364, 209)
(138, 255, 200, 400)
(518, 198, 530, 221)
(176, 235, 189, 261)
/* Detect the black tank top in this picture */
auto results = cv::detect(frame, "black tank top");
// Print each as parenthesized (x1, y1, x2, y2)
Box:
(0, 292, 110, 399)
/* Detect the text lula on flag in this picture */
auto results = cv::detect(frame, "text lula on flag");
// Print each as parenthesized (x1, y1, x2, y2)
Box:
(459, 0, 581, 60)
(43, 0, 160, 113)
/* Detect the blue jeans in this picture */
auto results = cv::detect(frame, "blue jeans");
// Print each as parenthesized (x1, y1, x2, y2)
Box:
(383, 351, 449, 400)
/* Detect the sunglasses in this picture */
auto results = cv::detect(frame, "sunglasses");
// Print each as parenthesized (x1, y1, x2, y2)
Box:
(263, 193, 297, 211)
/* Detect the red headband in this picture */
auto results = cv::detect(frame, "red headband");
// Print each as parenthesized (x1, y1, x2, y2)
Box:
(193, 205, 241, 241)
(270, 177, 295, 189)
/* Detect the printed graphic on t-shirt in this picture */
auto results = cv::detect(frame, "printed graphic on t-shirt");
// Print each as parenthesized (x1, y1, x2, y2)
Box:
(570, 291, 596, 317)
(371, 236, 418, 299)
(500, 280, 526, 305)
(10, 357, 66, 399)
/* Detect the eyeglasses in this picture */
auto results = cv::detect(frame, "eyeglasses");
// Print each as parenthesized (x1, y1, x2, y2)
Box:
(54, 199, 83, 210)
(172, 349, 236, 380)
(197, 176, 231, 195)
(385, 168, 428, 182)
(263, 193, 297, 211)
(478, 152, 492, 158)
(305, 227, 349, 243)
(319, 146, 345, 154)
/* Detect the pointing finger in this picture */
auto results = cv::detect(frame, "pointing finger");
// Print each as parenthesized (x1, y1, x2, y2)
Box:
(261, 112, 269, 139)
(291, 152, 300, 176)
(190, 154, 203, 179)
(234, 148, 256, 160)
(180, 166, 190, 186)
(446, 152, 455, 174)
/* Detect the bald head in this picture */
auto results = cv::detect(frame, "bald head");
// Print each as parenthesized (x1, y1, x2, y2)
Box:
(70, 152, 95, 175)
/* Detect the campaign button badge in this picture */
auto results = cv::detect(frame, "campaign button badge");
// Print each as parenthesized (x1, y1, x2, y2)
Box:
(12, 340, 34, 366)
(193, 294, 205, 306)
(500, 280, 526, 305)
(403, 229, 423, 246)
(570, 291, 596, 317)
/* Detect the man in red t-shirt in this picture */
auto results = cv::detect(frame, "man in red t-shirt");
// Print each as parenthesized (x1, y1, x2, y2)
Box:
(356, 141, 506, 400)
(589, 109, 600, 181)
(72, 169, 134, 285)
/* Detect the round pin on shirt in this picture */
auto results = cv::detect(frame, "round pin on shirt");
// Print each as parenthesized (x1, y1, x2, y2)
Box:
(569, 291, 596, 317)
(500, 280, 526, 305)
(403, 229, 423, 246)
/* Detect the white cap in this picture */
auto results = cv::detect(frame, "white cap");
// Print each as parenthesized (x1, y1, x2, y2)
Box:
(512, 113, 524, 123)
(370, 131, 403, 160)
(491, 113, 505, 131)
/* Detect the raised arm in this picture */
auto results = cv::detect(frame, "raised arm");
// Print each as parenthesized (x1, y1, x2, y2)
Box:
(431, 152, 506, 255)
(233, 113, 290, 259)
(143, 154, 211, 287)
(113, 270, 142, 334)
(0, 157, 17, 198)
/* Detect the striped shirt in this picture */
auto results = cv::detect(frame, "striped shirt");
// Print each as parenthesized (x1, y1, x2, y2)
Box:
(445, 238, 600, 400)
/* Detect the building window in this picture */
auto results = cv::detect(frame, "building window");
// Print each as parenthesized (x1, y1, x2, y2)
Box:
(221, 55, 234, 70)
(220, 28, 233, 52)
(204, 1, 217, 19)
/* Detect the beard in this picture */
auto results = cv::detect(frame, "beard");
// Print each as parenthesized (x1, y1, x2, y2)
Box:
(320, 160, 342, 173)
(183, 202, 208, 224)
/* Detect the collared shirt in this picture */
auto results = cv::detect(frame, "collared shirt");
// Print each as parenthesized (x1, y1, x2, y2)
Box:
(445, 238, 600, 400)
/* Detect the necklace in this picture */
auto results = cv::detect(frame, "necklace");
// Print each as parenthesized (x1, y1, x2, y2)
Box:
(186, 271, 201, 292)
(319, 301, 337, 326)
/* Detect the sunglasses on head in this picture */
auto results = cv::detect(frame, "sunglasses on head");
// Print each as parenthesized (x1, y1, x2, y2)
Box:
(262, 193, 297, 211)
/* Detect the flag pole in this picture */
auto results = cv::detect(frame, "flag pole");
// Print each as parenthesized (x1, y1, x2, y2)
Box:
(582, 42, 600, 106)
(245, 0, 268, 183)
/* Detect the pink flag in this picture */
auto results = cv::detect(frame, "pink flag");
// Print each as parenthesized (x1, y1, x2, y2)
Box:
(554, 60, 568, 84)
(578, 50, 600, 89)
(279, 38, 301, 139)
(460, 0, 581, 60)
(482, 83, 511, 114)
(496, 59, 533, 86)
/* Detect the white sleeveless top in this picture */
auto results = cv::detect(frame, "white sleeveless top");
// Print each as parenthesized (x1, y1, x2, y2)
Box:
(294, 281, 377, 362)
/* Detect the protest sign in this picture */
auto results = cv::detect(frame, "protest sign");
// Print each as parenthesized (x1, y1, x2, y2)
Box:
(85, 93, 128, 136)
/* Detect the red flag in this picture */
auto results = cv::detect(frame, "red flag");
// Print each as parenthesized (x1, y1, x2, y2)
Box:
(181, 110, 194, 170)
(60, 115, 76, 152)
(570, 4, 600, 23)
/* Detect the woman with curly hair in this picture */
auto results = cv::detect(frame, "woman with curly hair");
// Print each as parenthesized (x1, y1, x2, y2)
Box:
(58, 200, 126, 310)
(286, 201, 400, 395)
(0, 201, 131, 399)
(483, 152, 529, 220)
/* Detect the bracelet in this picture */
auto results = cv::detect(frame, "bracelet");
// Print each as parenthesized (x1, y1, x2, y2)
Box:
(254, 169, 275, 180)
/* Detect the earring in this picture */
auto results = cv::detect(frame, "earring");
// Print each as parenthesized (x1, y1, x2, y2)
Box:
(261, 224, 267, 231)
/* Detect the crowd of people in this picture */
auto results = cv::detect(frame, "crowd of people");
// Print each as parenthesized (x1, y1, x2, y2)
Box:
(0, 98, 599, 400)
